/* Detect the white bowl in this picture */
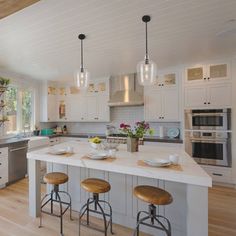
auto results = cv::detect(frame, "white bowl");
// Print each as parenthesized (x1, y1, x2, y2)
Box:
(89, 142, 101, 149)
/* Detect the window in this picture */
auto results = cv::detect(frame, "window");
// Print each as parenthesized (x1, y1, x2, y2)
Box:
(5, 87, 17, 134)
(4, 86, 35, 135)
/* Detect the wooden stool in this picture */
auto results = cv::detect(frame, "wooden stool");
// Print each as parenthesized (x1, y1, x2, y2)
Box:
(133, 185, 173, 236)
(79, 178, 113, 236)
(39, 172, 72, 236)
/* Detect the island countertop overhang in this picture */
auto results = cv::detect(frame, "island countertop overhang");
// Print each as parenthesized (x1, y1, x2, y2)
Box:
(27, 141, 212, 187)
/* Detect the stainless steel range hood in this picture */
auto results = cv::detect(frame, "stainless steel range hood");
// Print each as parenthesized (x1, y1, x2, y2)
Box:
(108, 73, 144, 107)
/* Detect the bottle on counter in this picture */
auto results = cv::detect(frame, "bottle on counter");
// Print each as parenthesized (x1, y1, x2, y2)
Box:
(159, 126, 164, 138)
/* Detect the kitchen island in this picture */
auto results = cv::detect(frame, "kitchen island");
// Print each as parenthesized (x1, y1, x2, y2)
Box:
(27, 141, 211, 236)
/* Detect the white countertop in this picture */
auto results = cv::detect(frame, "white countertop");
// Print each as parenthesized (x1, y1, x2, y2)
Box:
(27, 141, 212, 187)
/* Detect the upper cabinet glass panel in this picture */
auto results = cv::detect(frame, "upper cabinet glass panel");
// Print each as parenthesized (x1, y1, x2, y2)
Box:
(187, 67, 204, 82)
(164, 73, 176, 86)
(209, 64, 227, 80)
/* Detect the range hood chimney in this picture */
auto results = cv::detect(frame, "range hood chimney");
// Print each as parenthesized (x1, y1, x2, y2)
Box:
(108, 73, 144, 107)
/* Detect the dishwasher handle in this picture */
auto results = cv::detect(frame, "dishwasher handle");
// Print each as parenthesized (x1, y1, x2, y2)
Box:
(9, 146, 28, 152)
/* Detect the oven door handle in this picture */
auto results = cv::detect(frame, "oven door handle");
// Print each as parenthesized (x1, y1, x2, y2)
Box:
(190, 139, 227, 144)
(192, 113, 224, 116)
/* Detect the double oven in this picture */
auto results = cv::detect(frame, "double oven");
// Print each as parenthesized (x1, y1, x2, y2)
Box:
(185, 109, 231, 167)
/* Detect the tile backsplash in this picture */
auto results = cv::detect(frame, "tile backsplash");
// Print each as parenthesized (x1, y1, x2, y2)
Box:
(40, 106, 181, 137)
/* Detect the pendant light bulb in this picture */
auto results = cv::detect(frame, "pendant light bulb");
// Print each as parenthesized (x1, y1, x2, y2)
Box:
(75, 34, 90, 89)
(137, 15, 157, 86)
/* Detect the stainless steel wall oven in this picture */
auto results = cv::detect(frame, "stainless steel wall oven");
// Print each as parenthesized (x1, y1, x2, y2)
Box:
(185, 109, 231, 131)
(185, 131, 231, 167)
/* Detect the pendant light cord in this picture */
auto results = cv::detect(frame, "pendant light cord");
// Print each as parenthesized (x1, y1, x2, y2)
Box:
(145, 22, 148, 59)
(81, 39, 84, 72)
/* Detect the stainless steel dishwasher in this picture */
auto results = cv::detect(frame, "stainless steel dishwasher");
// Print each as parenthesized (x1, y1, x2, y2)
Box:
(8, 141, 28, 184)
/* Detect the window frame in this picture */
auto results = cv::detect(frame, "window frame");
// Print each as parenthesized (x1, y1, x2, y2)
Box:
(3, 84, 35, 136)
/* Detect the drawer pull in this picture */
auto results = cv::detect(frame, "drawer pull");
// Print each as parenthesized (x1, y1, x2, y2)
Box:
(212, 173, 223, 176)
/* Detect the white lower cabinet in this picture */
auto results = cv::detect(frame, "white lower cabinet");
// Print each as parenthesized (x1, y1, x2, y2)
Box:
(201, 165, 233, 184)
(184, 83, 231, 108)
(0, 147, 8, 188)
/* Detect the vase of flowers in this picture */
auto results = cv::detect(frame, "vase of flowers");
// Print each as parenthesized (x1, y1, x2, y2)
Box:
(120, 121, 154, 152)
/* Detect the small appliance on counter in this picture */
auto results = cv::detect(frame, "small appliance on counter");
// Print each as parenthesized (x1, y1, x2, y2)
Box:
(40, 128, 54, 136)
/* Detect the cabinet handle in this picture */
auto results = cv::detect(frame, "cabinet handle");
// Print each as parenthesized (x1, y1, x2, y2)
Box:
(158, 84, 161, 86)
(208, 102, 210, 104)
(0, 163, 2, 165)
(204, 102, 206, 104)
(208, 77, 210, 80)
(0, 177, 1, 179)
(212, 173, 223, 176)
(204, 78, 206, 80)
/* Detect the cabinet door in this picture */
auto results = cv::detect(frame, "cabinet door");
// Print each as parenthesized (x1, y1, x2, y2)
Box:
(162, 88, 179, 121)
(77, 96, 87, 121)
(184, 86, 207, 108)
(207, 62, 230, 82)
(185, 65, 206, 84)
(207, 84, 232, 107)
(144, 91, 162, 121)
(87, 96, 98, 121)
(97, 95, 110, 121)
(47, 94, 57, 122)
(66, 94, 80, 121)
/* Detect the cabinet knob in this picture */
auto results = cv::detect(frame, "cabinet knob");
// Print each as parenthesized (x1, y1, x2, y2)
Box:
(208, 102, 210, 104)
(204, 78, 206, 80)
(0, 163, 2, 165)
(208, 77, 210, 80)
(158, 84, 161, 86)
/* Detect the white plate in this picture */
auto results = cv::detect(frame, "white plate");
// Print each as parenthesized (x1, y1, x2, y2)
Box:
(167, 128, 180, 138)
(87, 152, 108, 160)
(49, 148, 67, 155)
(144, 159, 171, 167)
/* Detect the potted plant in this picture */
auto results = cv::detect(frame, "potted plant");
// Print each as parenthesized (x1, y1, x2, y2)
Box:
(0, 77, 10, 92)
(120, 121, 154, 152)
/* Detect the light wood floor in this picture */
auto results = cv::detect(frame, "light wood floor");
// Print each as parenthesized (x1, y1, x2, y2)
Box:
(0, 179, 235, 236)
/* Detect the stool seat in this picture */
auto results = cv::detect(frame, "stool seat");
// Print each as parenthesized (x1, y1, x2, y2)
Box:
(134, 185, 173, 205)
(44, 172, 69, 185)
(81, 178, 111, 194)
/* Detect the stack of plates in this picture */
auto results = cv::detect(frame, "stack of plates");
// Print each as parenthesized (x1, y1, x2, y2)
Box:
(49, 148, 68, 155)
(143, 159, 171, 167)
(87, 152, 108, 160)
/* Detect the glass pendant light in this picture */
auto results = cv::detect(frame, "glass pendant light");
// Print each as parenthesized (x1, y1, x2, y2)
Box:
(137, 15, 157, 86)
(75, 34, 90, 89)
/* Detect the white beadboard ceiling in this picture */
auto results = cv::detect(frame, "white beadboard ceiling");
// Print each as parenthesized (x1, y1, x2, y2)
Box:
(0, 0, 236, 81)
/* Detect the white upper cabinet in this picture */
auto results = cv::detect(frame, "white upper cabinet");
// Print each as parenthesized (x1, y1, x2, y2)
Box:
(40, 81, 57, 122)
(40, 77, 110, 122)
(184, 60, 232, 108)
(144, 71, 180, 122)
(185, 61, 231, 84)
(185, 83, 232, 108)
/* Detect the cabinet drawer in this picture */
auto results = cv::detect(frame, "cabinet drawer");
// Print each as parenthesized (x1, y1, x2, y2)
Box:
(202, 166, 232, 183)
(0, 147, 8, 157)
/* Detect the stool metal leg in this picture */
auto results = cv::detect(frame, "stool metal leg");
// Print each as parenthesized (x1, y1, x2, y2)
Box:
(79, 195, 113, 236)
(55, 191, 64, 236)
(39, 185, 72, 236)
(96, 201, 107, 236)
(133, 204, 171, 236)
(99, 199, 114, 234)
